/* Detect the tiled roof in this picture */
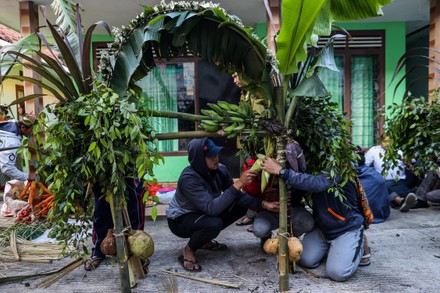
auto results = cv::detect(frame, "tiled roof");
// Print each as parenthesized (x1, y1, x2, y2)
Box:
(0, 24, 22, 43)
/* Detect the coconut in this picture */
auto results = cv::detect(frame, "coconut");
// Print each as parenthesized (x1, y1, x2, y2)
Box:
(287, 236, 303, 262)
(101, 229, 117, 256)
(263, 236, 279, 255)
(127, 230, 154, 260)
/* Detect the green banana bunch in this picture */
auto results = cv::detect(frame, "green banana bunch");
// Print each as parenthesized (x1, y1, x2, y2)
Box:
(203, 101, 258, 135)
(201, 109, 223, 121)
(222, 121, 247, 135)
(200, 119, 220, 132)
(218, 101, 233, 111)
(223, 123, 238, 133)
(207, 103, 224, 114)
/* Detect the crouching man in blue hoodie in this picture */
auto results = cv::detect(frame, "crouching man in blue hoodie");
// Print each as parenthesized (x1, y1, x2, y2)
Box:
(166, 138, 279, 272)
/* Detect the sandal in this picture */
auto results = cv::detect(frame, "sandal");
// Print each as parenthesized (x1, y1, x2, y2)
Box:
(178, 255, 202, 272)
(247, 225, 254, 233)
(84, 256, 104, 271)
(359, 247, 371, 267)
(200, 240, 228, 251)
(236, 217, 254, 226)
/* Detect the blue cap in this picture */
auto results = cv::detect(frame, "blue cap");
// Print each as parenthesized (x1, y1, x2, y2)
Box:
(204, 138, 223, 158)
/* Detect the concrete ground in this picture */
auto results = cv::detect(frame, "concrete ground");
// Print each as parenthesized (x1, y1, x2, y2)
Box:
(0, 204, 440, 293)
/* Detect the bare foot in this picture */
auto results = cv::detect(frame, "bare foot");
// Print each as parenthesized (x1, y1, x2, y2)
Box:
(182, 244, 201, 271)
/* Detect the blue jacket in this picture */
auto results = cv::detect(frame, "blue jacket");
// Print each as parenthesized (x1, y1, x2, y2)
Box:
(281, 169, 364, 240)
(356, 164, 390, 223)
(166, 138, 262, 219)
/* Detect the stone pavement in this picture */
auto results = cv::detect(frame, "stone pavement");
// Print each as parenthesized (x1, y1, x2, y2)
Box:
(0, 202, 439, 293)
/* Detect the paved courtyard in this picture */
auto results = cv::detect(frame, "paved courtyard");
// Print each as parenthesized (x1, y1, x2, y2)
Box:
(0, 200, 439, 292)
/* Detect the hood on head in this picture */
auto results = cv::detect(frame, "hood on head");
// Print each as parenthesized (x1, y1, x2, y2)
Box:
(187, 138, 222, 176)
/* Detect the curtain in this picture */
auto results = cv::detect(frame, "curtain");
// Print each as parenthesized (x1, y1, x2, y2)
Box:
(318, 56, 344, 111)
(141, 64, 178, 152)
(351, 56, 375, 148)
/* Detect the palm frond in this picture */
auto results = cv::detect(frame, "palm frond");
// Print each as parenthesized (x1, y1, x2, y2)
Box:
(50, 0, 81, 61)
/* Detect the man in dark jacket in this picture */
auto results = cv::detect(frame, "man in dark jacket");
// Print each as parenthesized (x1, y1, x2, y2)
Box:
(166, 138, 279, 272)
(261, 156, 365, 282)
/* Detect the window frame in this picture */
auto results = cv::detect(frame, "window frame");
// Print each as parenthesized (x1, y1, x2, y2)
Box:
(333, 30, 386, 142)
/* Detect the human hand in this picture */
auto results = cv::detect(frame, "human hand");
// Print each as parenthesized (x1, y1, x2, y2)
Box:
(27, 174, 36, 181)
(234, 170, 258, 190)
(261, 157, 282, 175)
(262, 200, 279, 213)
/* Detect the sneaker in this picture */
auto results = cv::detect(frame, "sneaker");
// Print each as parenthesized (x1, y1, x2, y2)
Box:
(411, 200, 430, 209)
(400, 193, 416, 212)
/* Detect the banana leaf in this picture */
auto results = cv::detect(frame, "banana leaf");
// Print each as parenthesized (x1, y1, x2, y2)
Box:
(290, 74, 328, 98)
(276, 0, 394, 75)
(108, 5, 271, 97)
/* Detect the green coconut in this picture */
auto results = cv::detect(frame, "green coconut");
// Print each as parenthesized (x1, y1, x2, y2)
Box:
(127, 230, 154, 260)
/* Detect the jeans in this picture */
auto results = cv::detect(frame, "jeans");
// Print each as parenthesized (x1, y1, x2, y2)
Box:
(299, 226, 364, 282)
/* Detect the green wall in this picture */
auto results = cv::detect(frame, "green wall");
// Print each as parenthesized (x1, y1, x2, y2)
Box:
(149, 155, 189, 183)
(337, 21, 407, 108)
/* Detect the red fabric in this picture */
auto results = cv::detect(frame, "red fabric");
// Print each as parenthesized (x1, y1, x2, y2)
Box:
(146, 183, 162, 195)
(243, 159, 263, 198)
(243, 159, 277, 199)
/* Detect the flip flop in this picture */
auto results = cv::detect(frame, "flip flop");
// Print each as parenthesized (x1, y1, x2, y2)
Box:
(177, 255, 202, 272)
(247, 225, 254, 233)
(84, 256, 104, 271)
(200, 240, 228, 251)
(359, 247, 371, 267)
(236, 217, 254, 226)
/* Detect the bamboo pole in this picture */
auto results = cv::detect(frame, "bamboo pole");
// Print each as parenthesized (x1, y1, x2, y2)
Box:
(276, 135, 289, 292)
(161, 269, 241, 289)
(277, 76, 290, 292)
(110, 191, 131, 293)
(155, 130, 269, 140)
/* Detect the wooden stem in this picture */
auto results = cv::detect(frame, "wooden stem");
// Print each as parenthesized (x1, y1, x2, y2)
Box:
(276, 135, 289, 291)
(110, 191, 131, 293)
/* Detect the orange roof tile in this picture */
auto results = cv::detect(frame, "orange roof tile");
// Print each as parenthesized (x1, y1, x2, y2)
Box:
(0, 24, 22, 43)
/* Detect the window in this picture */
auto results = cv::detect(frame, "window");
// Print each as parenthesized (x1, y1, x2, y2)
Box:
(137, 59, 241, 152)
(92, 42, 114, 71)
(318, 30, 385, 148)
(139, 61, 196, 153)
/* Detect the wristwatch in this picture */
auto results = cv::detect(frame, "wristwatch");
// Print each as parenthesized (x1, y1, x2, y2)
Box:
(279, 168, 287, 176)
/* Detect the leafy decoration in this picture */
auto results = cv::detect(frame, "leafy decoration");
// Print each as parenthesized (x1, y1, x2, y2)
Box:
(383, 92, 440, 176)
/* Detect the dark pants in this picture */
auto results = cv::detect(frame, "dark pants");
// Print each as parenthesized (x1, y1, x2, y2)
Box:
(92, 179, 145, 258)
(386, 179, 416, 203)
(416, 170, 440, 202)
(167, 203, 246, 250)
